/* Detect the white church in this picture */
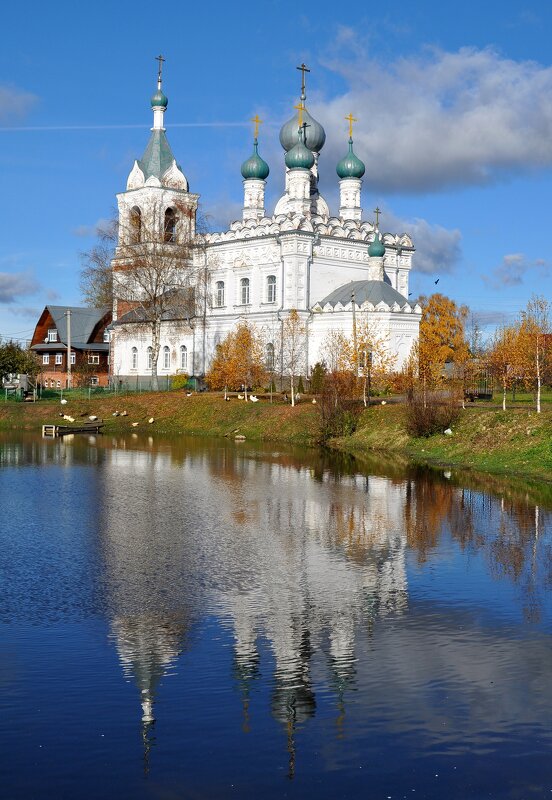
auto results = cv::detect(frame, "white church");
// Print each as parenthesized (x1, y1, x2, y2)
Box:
(110, 61, 421, 385)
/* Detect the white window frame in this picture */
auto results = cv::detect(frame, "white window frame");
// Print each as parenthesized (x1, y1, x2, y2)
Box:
(180, 345, 188, 371)
(240, 277, 250, 305)
(88, 354, 100, 365)
(147, 347, 152, 370)
(43, 354, 50, 365)
(267, 275, 276, 304)
(55, 353, 62, 365)
(103, 330, 110, 343)
(215, 281, 225, 307)
(131, 347, 138, 370)
(47, 329, 58, 342)
(70, 353, 76, 365)
(90, 376, 99, 386)
(163, 346, 170, 370)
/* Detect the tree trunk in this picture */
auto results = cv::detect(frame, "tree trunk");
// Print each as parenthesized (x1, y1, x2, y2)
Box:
(536, 336, 541, 413)
(502, 376, 507, 411)
(151, 319, 161, 391)
(290, 374, 295, 407)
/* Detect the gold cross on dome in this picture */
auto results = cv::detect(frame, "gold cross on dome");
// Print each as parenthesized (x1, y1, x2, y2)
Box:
(294, 101, 305, 129)
(345, 113, 357, 138)
(296, 62, 310, 95)
(155, 54, 165, 81)
(250, 115, 262, 139)
(374, 206, 381, 227)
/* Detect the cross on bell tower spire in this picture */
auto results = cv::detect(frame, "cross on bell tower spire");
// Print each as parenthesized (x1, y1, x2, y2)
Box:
(155, 54, 165, 89)
(296, 62, 310, 100)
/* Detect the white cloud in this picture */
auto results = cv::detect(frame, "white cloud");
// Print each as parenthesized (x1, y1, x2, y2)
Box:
(383, 209, 461, 274)
(0, 84, 38, 124)
(311, 43, 552, 192)
(483, 252, 546, 289)
(204, 199, 243, 231)
(73, 218, 114, 238)
(0, 272, 40, 304)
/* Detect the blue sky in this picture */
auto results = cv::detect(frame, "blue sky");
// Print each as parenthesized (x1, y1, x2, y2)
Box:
(1, 0, 552, 343)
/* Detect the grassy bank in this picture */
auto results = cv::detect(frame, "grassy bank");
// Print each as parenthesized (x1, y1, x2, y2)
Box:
(0, 391, 319, 446)
(333, 403, 552, 482)
(1, 392, 551, 482)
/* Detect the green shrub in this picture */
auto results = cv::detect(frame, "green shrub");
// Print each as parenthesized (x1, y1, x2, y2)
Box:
(171, 374, 190, 390)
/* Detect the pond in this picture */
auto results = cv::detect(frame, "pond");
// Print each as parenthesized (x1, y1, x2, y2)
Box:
(1, 432, 552, 799)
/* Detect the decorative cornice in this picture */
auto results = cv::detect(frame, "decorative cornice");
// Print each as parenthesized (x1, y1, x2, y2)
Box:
(202, 212, 414, 249)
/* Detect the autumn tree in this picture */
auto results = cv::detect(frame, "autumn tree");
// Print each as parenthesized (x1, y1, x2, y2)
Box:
(351, 319, 396, 406)
(417, 293, 469, 399)
(488, 324, 521, 411)
(517, 295, 551, 413)
(281, 309, 306, 407)
(320, 321, 396, 407)
(206, 322, 266, 400)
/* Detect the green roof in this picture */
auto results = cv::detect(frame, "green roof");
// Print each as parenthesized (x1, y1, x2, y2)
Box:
(317, 280, 412, 309)
(138, 129, 176, 181)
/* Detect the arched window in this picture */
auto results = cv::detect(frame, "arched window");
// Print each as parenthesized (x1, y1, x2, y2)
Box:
(163, 345, 170, 370)
(131, 346, 138, 370)
(164, 207, 177, 243)
(147, 346, 152, 370)
(240, 277, 250, 305)
(215, 280, 225, 307)
(267, 275, 276, 304)
(130, 207, 142, 244)
(266, 342, 275, 371)
(180, 345, 188, 371)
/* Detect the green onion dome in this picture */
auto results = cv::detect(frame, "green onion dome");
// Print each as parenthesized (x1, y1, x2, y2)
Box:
(336, 138, 365, 179)
(280, 107, 326, 153)
(285, 130, 315, 170)
(368, 232, 386, 258)
(151, 89, 168, 109)
(241, 140, 270, 180)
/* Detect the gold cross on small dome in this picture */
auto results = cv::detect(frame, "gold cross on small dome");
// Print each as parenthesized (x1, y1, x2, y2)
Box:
(345, 113, 357, 138)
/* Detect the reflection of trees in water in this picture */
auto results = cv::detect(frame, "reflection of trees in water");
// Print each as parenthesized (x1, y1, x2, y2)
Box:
(404, 470, 552, 621)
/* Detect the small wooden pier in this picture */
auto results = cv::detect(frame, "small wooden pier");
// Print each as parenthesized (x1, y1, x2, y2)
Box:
(42, 421, 105, 438)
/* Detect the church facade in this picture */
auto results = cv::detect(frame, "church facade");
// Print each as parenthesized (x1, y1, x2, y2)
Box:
(110, 63, 421, 386)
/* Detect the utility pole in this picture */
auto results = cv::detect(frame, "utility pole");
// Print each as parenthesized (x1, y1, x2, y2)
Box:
(66, 309, 72, 389)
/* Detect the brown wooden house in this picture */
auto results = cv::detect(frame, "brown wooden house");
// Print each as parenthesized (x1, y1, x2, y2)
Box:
(30, 306, 112, 388)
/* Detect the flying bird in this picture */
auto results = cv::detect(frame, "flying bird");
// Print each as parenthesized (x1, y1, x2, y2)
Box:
(434, 278, 440, 284)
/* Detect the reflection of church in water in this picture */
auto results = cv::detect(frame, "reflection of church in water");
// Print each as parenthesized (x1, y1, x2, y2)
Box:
(99, 442, 409, 771)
